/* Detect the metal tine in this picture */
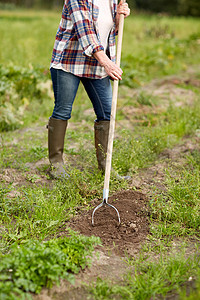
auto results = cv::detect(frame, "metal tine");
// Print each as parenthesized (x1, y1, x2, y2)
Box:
(106, 203, 121, 224)
(92, 199, 121, 226)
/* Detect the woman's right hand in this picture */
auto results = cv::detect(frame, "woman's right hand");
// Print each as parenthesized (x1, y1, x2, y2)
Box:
(93, 50, 123, 80)
(102, 58, 123, 81)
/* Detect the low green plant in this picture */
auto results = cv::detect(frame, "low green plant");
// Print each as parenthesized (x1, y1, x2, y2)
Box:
(0, 160, 127, 250)
(89, 277, 131, 299)
(136, 91, 158, 106)
(0, 231, 100, 300)
(0, 64, 49, 131)
(29, 146, 47, 161)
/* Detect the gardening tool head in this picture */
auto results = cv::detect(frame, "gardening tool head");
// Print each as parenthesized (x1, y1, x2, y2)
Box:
(92, 190, 121, 226)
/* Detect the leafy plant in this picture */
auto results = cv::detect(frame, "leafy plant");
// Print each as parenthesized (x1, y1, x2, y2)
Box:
(0, 231, 100, 299)
(0, 64, 48, 131)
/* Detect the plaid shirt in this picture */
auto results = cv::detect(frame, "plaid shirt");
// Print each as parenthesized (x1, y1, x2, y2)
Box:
(51, 0, 117, 79)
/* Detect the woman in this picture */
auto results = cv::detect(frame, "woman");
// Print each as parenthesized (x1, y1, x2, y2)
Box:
(48, 0, 130, 178)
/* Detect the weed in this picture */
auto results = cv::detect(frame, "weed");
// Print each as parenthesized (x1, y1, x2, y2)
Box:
(144, 22, 175, 39)
(88, 277, 131, 299)
(113, 98, 200, 174)
(26, 174, 41, 183)
(29, 146, 47, 161)
(136, 91, 159, 106)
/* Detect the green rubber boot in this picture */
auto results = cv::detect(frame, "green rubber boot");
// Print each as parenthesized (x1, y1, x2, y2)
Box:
(94, 120, 110, 172)
(94, 120, 131, 180)
(47, 117, 69, 179)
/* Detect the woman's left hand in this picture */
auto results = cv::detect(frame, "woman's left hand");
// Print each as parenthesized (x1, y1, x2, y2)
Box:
(116, 1, 130, 19)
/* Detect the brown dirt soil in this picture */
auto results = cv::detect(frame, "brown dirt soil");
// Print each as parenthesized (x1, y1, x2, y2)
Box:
(64, 190, 149, 256)
(34, 191, 149, 300)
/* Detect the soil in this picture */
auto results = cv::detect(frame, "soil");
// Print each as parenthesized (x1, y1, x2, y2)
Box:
(65, 190, 149, 256)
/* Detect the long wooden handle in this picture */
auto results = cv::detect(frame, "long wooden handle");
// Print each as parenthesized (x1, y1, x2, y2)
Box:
(103, 2, 125, 201)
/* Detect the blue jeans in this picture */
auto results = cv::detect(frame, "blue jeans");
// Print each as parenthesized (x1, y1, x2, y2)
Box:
(50, 68, 112, 121)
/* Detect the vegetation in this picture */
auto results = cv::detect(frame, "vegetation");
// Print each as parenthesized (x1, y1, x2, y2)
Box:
(89, 252, 200, 299)
(150, 156, 200, 237)
(0, 8, 200, 299)
(0, 232, 100, 299)
(0, 64, 48, 131)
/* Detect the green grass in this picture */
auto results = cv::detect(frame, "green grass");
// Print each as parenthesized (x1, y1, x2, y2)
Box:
(150, 153, 200, 238)
(87, 143, 200, 299)
(1, 89, 200, 252)
(89, 250, 200, 299)
(0, 10, 59, 68)
(0, 10, 199, 72)
(113, 98, 200, 173)
(122, 14, 200, 86)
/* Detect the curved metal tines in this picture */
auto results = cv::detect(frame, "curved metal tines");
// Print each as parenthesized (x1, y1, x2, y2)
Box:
(92, 199, 121, 226)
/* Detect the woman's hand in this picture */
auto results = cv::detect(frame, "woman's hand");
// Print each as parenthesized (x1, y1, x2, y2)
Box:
(102, 59, 123, 81)
(93, 51, 123, 80)
(117, 0, 130, 19)
(115, 1, 130, 32)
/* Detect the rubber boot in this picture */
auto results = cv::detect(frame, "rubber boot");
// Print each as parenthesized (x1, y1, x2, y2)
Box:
(94, 120, 110, 171)
(47, 117, 69, 179)
(94, 120, 131, 180)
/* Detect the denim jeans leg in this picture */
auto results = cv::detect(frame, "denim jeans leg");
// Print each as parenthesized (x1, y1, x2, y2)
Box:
(50, 68, 80, 120)
(81, 76, 112, 121)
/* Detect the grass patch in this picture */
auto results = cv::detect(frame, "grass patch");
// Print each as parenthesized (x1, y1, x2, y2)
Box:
(121, 14, 200, 86)
(150, 154, 200, 238)
(1, 98, 200, 249)
(114, 99, 200, 174)
(89, 251, 200, 299)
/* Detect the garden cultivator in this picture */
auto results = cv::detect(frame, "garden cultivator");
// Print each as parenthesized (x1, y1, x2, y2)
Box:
(92, 2, 125, 226)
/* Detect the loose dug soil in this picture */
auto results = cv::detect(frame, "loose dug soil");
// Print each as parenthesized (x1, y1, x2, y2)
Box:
(65, 190, 149, 256)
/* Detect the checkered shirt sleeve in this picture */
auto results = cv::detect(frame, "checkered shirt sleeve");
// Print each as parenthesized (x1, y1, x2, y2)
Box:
(51, 0, 117, 79)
